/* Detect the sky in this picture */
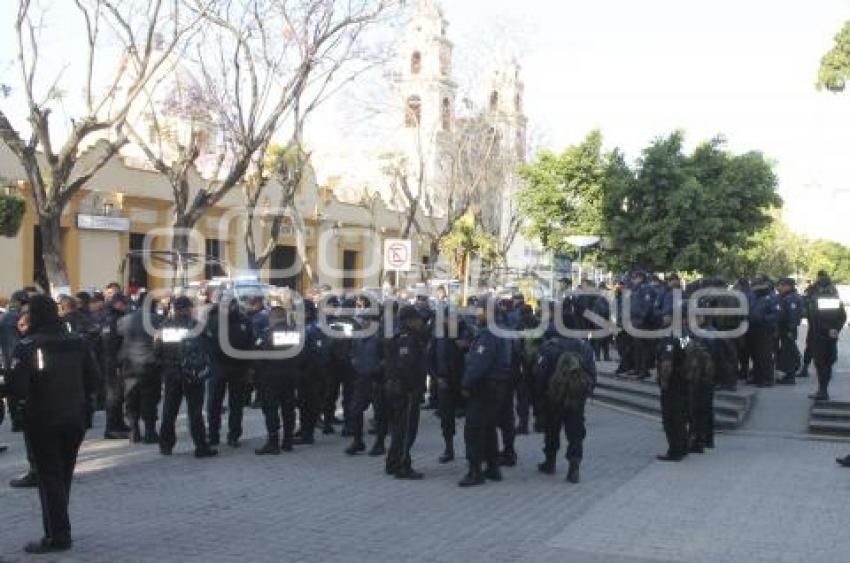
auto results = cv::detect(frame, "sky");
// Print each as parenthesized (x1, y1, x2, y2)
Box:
(2, 0, 850, 243)
(443, 0, 850, 243)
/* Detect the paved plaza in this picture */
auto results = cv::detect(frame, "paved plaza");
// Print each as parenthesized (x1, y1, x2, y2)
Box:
(1, 331, 849, 562)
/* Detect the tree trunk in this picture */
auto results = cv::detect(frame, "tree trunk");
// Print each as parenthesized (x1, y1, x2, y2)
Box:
(171, 214, 193, 286)
(244, 212, 261, 272)
(39, 212, 70, 291)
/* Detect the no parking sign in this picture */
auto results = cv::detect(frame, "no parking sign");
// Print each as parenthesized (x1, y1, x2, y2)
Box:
(383, 239, 412, 272)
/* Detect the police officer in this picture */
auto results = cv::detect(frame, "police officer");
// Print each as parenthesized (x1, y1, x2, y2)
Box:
(431, 303, 471, 463)
(459, 298, 513, 487)
(383, 305, 427, 479)
(59, 294, 106, 428)
(345, 304, 383, 455)
(775, 277, 803, 385)
(294, 299, 323, 445)
(656, 324, 689, 461)
(534, 309, 596, 483)
(101, 293, 131, 438)
(629, 271, 657, 380)
(747, 276, 780, 387)
(515, 303, 540, 435)
(116, 295, 162, 443)
(7, 295, 98, 554)
(685, 299, 717, 453)
(323, 296, 357, 435)
(255, 305, 305, 454)
(806, 271, 846, 401)
(206, 296, 254, 447)
(156, 296, 217, 458)
(614, 277, 634, 375)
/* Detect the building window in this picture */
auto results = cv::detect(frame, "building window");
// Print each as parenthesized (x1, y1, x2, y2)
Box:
(128, 233, 149, 291)
(205, 239, 225, 280)
(270, 245, 300, 291)
(441, 97, 451, 131)
(343, 250, 359, 289)
(490, 91, 499, 112)
(515, 92, 522, 113)
(405, 95, 422, 128)
(411, 51, 422, 75)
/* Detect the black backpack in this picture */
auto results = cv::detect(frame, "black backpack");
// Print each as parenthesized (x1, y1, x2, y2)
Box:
(180, 335, 212, 383)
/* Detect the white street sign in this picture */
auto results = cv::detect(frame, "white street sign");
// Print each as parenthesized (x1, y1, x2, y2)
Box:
(384, 239, 412, 272)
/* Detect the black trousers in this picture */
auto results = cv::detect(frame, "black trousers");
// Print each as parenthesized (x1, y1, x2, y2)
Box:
(749, 328, 776, 385)
(437, 375, 461, 439)
(386, 390, 421, 473)
(735, 336, 750, 380)
(323, 360, 353, 424)
(616, 331, 633, 371)
(515, 363, 534, 428)
(497, 380, 516, 452)
(123, 369, 161, 426)
(27, 425, 85, 544)
(775, 330, 801, 376)
(543, 400, 586, 462)
(160, 374, 207, 450)
(660, 381, 689, 456)
(813, 337, 839, 393)
(633, 337, 654, 375)
(208, 364, 248, 441)
(258, 372, 297, 440)
(689, 379, 714, 448)
(103, 359, 125, 431)
(296, 367, 322, 437)
(348, 374, 388, 442)
(464, 380, 508, 468)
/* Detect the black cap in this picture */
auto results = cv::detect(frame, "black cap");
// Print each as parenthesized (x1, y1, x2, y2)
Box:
(777, 277, 795, 287)
(172, 296, 193, 311)
(10, 290, 29, 307)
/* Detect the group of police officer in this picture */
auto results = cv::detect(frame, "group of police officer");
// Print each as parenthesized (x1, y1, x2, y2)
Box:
(0, 270, 846, 554)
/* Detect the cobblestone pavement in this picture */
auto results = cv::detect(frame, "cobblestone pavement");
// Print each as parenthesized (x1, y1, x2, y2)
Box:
(0, 328, 848, 562)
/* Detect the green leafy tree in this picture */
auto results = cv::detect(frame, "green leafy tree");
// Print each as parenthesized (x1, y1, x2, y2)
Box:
(440, 210, 498, 299)
(0, 190, 25, 238)
(516, 130, 607, 252)
(818, 21, 850, 91)
(602, 133, 781, 273)
(805, 239, 850, 283)
(717, 215, 806, 280)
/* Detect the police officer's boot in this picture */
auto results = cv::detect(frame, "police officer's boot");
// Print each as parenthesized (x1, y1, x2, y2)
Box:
(483, 463, 503, 482)
(130, 420, 142, 443)
(808, 374, 830, 401)
(458, 463, 485, 487)
(538, 452, 556, 475)
(798, 361, 810, 378)
(499, 447, 517, 467)
(344, 436, 366, 456)
(255, 434, 281, 455)
(281, 433, 294, 452)
(9, 470, 38, 488)
(294, 431, 315, 445)
(143, 421, 159, 444)
(566, 458, 581, 484)
(368, 438, 386, 457)
(438, 439, 455, 464)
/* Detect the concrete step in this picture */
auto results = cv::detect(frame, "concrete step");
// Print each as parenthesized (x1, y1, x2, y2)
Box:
(591, 375, 752, 429)
(809, 401, 850, 436)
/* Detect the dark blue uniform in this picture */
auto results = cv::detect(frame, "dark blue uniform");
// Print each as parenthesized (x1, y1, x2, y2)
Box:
(346, 319, 383, 452)
(776, 289, 803, 378)
(630, 280, 658, 378)
(748, 290, 781, 386)
(383, 321, 427, 478)
(535, 335, 596, 475)
(462, 327, 512, 474)
(255, 318, 305, 453)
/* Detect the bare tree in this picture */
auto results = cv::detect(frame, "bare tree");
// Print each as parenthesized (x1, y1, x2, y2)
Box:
(0, 0, 202, 288)
(124, 0, 399, 264)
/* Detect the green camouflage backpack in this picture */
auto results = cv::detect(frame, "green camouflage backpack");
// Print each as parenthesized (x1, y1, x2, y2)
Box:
(547, 350, 591, 410)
